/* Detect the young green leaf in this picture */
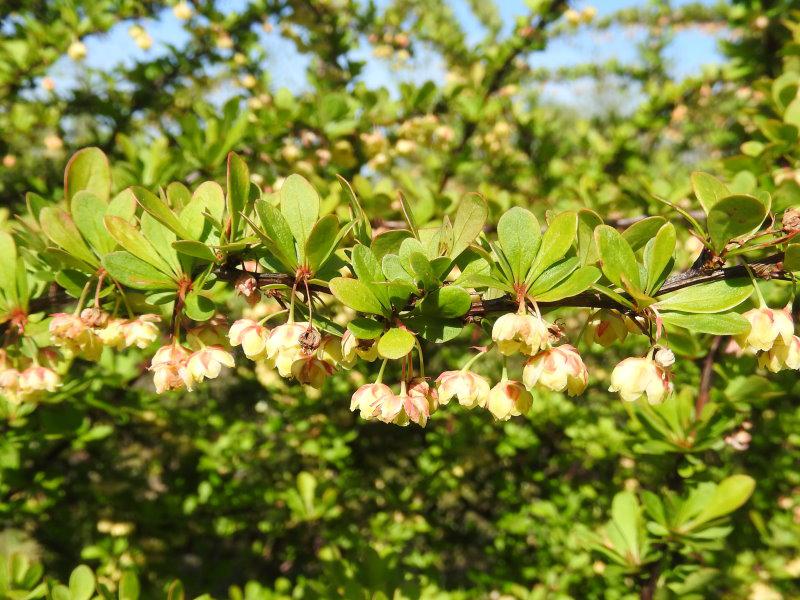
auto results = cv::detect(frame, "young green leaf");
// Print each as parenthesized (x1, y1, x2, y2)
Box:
(622, 216, 667, 252)
(418, 286, 472, 318)
(305, 214, 340, 272)
(39, 207, 99, 268)
(64, 147, 111, 203)
(255, 199, 298, 270)
(527, 211, 577, 284)
(104, 216, 175, 276)
(102, 251, 178, 290)
(594, 224, 640, 291)
(132, 186, 192, 240)
(689, 475, 755, 529)
(497, 207, 541, 283)
(280, 174, 320, 258)
(534, 266, 600, 302)
(654, 279, 752, 313)
(707, 195, 768, 254)
(692, 171, 730, 214)
(0, 232, 18, 305)
(329, 277, 385, 315)
(660, 311, 750, 335)
(347, 317, 385, 340)
(172, 240, 218, 262)
(450, 193, 487, 259)
(68, 565, 96, 600)
(644, 223, 676, 293)
(72, 191, 116, 256)
(377, 327, 416, 359)
(226, 151, 249, 240)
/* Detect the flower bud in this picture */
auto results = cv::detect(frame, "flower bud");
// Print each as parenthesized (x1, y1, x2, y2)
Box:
(234, 273, 261, 305)
(350, 383, 393, 420)
(19, 366, 61, 393)
(584, 310, 629, 347)
(408, 377, 439, 416)
(486, 380, 533, 421)
(757, 335, 800, 372)
(181, 346, 235, 389)
(608, 357, 673, 404)
(80, 307, 108, 328)
(123, 314, 161, 349)
(523, 345, 588, 396)
(735, 307, 794, 353)
(492, 313, 549, 356)
(435, 370, 490, 409)
(228, 318, 269, 359)
(653, 347, 675, 369)
(291, 355, 334, 388)
(341, 330, 379, 365)
(265, 322, 307, 377)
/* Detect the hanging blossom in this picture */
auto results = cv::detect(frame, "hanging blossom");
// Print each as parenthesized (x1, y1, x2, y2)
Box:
(735, 306, 794, 353)
(523, 344, 588, 397)
(608, 347, 674, 405)
(757, 334, 800, 372)
(435, 370, 490, 409)
(486, 378, 533, 421)
(491, 312, 550, 356)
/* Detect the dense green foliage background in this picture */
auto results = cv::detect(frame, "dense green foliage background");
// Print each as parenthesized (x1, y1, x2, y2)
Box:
(1, 1, 800, 598)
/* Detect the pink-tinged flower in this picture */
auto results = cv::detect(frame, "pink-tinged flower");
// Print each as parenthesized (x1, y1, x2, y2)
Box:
(486, 380, 533, 421)
(724, 429, 752, 451)
(228, 319, 269, 359)
(291, 355, 335, 388)
(0, 368, 21, 391)
(735, 306, 794, 353)
(523, 345, 588, 396)
(435, 370, 490, 409)
(181, 346, 235, 390)
(377, 383, 431, 427)
(187, 315, 229, 349)
(265, 322, 307, 377)
(584, 310, 629, 347)
(408, 377, 439, 416)
(608, 357, 673, 404)
(350, 383, 393, 420)
(19, 366, 61, 393)
(123, 314, 161, 349)
(97, 318, 128, 349)
(150, 344, 190, 394)
(49, 313, 88, 343)
(341, 330, 379, 365)
(492, 313, 550, 356)
(758, 334, 800, 372)
(80, 307, 108, 328)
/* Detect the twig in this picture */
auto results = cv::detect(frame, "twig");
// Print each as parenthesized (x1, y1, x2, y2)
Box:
(696, 335, 724, 416)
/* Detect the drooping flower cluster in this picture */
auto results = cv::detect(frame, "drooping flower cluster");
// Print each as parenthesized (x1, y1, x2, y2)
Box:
(608, 348, 675, 405)
(0, 350, 61, 405)
(735, 306, 800, 373)
(49, 310, 161, 360)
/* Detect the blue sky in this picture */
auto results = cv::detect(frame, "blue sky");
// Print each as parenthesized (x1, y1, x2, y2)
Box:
(52, 0, 724, 101)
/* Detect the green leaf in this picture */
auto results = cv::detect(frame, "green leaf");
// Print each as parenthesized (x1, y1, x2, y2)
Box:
(450, 193, 487, 259)
(622, 216, 666, 252)
(104, 216, 175, 276)
(497, 207, 541, 283)
(72, 191, 116, 256)
(280, 174, 320, 259)
(398, 192, 420, 238)
(132, 186, 192, 240)
(692, 172, 729, 214)
(347, 317, 384, 340)
(691, 475, 755, 528)
(107, 189, 138, 223)
(0, 232, 18, 305)
(595, 224, 640, 290)
(64, 147, 111, 203)
(644, 223, 676, 293)
(528, 211, 577, 283)
(371, 230, 413, 261)
(377, 327, 416, 359)
(707, 195, 768, 254)
(660, 311, 750, 335)
(610, 492, 641, 563)
(534, 266, 600, 302)
(577, 209, 602, 265)
(118, 571, 140, 600)
(167, 182, 192, 211)
(39, 207, 99, 267)
(226, 152, 249, 240)
(184, 292, 216, 321)
(255, 199, 298, 270)
(172, 240, 218, 262)
(409, 252, 437, 289)
(68, 565, 95, 600)
(329, 277, 385, 315)
(655, 279, 752, 313)
(784, 244, 800, 271)
(102, 251, 177, 290)
(182, 182, 225, 242)
(418, 286, 471, 318)
(305, 214, 340, 272)
(141, 211, 182, 276)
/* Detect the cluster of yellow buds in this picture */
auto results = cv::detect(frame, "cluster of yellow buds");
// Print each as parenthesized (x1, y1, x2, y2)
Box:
(734, 306, 800, 373)
(49, 311, 160, 360)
